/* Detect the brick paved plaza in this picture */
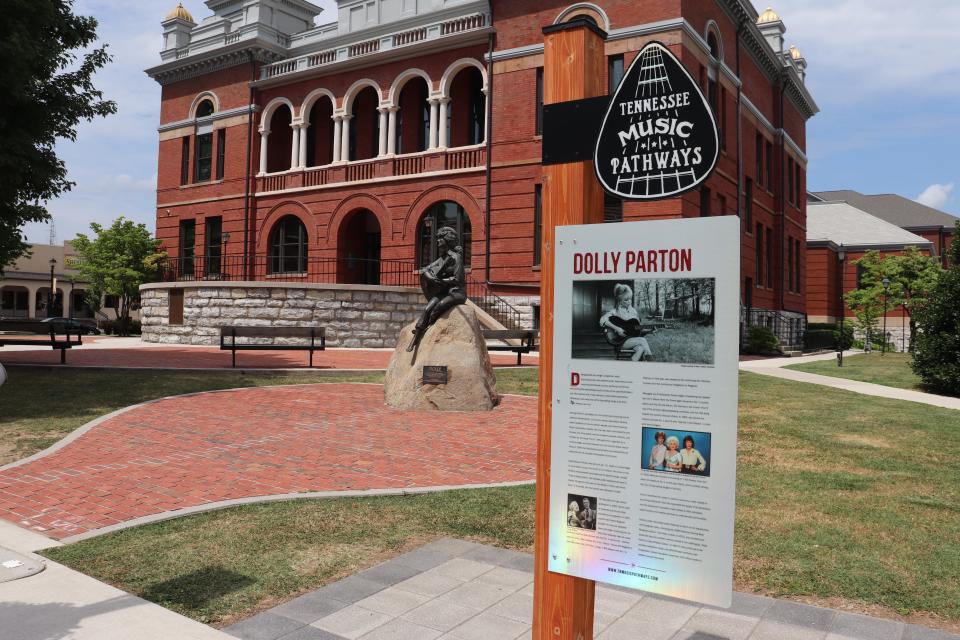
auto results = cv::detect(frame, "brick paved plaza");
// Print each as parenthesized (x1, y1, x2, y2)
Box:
(0, 384, 537, 540)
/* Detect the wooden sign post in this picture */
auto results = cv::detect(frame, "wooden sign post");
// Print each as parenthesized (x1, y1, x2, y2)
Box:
(533, 17, 607, 640)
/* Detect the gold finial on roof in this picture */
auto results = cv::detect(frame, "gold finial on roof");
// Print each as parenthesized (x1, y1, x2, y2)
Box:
(757, 7, 781, 24)
(165, 2, 194, 22)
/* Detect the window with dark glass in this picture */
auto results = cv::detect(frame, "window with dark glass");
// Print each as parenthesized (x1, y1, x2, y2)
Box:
(180, 137, 190, 185)
(194, 131, 213, 182)
(795, 238, 802, 293)
(755, 222, 763, 284)
(216, 129, 226, 180)
(268, 216, 309, 274)
(700, 187, 712, 217)
(533, 185, 543, 267)
(205, 216, 223, 276)
(719, 87, 727, 151)
(787, 157, 795, 205)
(755, 133, 764, 187)
(766, 226, 774, 288)
(535, 67, 544, 136)
(417, 201, 472, 269)
(179, 219, 196, 277)
(765, 140, 773, 191)
(718, 194, 727, 217)
(196, 99, 215, 119)
(468, 68, 485, 145)
(795, 163, 802, 206)
(745, 178, 754, 227)
(608, 54, 624, 95)
(787, 236, 794, 292)
(856, 263, 864, 289)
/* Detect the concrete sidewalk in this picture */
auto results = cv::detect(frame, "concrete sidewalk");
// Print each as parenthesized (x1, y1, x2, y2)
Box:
(0, 520, 232, 640)
(740, 351, 960, 410)
(225, 538, 959, 640)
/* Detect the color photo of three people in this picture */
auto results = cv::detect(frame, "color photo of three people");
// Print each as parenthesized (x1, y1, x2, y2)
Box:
(640, 428, 712, 477)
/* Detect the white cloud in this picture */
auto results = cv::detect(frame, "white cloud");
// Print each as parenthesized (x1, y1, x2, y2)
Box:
(916, 183, 955, 209)
(768, 0, 960, 99)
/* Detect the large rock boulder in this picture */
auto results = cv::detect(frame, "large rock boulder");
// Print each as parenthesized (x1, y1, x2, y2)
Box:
(385, 305, 500, 411)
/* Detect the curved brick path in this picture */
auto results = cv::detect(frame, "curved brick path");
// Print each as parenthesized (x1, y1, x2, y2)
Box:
(0, 384, 537, 541)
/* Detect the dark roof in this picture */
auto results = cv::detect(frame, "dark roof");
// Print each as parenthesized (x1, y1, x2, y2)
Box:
(811, 190, 958, 230)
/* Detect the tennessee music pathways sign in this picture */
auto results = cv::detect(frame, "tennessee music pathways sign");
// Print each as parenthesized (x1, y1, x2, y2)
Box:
(595, 41, 719, 201)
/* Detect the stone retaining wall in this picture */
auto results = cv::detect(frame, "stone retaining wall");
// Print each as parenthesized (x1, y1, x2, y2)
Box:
(140, 282, 423, 348)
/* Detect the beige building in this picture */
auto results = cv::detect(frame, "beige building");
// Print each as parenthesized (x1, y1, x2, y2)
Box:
(0, 243, 129, 322)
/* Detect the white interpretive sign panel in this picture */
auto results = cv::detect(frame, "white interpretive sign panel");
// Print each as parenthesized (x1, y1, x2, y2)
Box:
(548, 216, 740, 608)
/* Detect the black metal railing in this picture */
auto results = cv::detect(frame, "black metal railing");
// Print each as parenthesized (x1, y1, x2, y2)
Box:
(156, 255, 420, 288)
(742, 308, 806, 351)
(465, 277, 525, 331)
(156, 255, 530, 332)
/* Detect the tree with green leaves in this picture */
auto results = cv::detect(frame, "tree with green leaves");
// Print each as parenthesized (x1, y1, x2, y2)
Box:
(886, 246, 942, 350)
(844, 251, 902, 348)
(71, 218, 164, 336)
(0, 1, 116, 271)
(912, 221, 960, 395)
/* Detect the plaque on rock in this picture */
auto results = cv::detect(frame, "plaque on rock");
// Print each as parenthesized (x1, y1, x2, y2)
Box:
(422, 365, 449, 386)
(594, 41, 719, 201)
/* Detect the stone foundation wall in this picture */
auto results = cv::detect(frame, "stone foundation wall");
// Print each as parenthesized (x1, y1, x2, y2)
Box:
(140, 282, 423, 348)
(500, 296, 541, 331)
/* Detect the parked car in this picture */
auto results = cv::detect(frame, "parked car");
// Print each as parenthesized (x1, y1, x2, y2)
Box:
(41, 317, 102, 335)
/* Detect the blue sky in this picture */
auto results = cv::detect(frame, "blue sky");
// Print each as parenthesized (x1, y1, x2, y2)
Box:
(22, 0, 960, 244)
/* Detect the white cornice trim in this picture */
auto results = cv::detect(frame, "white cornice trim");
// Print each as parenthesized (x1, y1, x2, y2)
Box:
(158, 105, 261, 133)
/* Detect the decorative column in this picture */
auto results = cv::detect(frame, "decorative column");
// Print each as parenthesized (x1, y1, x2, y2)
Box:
(290, 122, 300, 170)
(377, 107, 389, 157)
(258, 127, 270, 175)
(340, 114, 352, 163)
(387, 106, 399, 156)
(298, 121, 309, 168)
(428, 97, 440, 150)
(438, 97, 451, 149)
(332, 115, 343, 164)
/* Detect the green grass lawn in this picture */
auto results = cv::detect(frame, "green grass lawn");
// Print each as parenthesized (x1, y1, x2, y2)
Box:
(786, 352, 924, 391)
(9, 366, 957, 629)
(0, 367, 536, 466)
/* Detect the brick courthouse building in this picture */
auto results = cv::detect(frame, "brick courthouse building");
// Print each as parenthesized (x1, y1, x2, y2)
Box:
(145, 1, 816, 347)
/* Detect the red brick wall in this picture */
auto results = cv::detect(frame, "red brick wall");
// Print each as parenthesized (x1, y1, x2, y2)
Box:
(153, 1, 812, 316)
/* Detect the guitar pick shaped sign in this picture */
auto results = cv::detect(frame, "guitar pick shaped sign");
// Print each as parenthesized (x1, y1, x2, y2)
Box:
(595, 41, 719, 201)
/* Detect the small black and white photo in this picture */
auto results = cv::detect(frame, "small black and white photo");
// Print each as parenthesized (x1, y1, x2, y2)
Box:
(571, 278, 716, 364)
(567, 494, 598, 531)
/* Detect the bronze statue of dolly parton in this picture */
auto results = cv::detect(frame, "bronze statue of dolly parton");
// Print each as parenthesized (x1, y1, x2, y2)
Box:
(407, 226, 467, 352)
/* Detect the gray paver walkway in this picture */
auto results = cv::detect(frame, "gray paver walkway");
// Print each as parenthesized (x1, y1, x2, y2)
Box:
(739, 351, 960, 410)
(224, 539, 960, 640)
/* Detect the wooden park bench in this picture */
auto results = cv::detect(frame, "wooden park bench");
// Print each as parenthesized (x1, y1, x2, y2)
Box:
(0, 320, 83, 364)
(219, 326, 326, 368)
(482, 329, 538, 365)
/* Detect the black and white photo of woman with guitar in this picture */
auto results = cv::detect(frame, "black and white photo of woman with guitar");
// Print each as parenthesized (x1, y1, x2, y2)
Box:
(600, 283, 656, 362)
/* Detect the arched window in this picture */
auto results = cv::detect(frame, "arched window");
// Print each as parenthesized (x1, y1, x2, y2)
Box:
(268, 216, 309, 274)
(196, 99, 215, 118)
(417, 201, 471, 269)
(194, 99, 216, 182)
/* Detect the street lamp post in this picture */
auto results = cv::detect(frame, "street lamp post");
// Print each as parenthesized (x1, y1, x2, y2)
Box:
(838, 247, 846, 367)
(48, 258, 57, 319)
(882, 276, 890, 356)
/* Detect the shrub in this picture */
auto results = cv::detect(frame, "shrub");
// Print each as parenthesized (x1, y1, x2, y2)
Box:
(803, 324, 854, 352)
(747, 326, 779, 355)
(911, 224, 960, 395)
